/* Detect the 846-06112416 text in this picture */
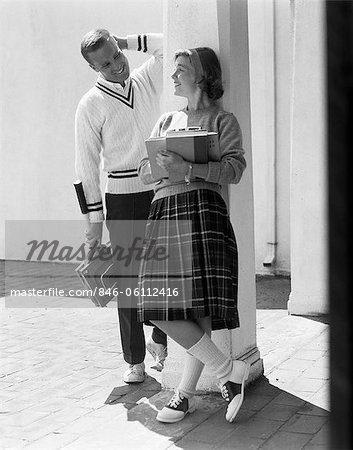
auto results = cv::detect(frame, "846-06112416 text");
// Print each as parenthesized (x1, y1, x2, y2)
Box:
(9, 287, 180, 298)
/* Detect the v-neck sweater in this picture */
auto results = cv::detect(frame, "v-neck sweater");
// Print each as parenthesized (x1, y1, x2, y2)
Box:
(75, 34, 163, 222)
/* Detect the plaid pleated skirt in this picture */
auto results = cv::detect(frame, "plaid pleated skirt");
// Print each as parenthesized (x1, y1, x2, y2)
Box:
(137, 189, 240, 330)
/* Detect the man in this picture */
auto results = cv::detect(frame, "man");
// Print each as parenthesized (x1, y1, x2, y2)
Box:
(75, 29, 167, 383)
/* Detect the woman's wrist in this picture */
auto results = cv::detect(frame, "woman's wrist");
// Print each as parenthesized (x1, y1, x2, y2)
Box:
(180, 160, 188, 175)
(184, 163, 193, 185)
(191, 163, 209, 180)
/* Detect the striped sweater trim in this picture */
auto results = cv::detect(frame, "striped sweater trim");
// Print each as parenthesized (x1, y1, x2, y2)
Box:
(95, 81, 134, 109)
(137, 34, 148, 52)
(108, 168, 138, 179)
(86, 200, 103, 212)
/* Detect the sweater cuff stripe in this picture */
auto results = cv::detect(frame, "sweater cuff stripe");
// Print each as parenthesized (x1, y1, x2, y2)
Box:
(86, 201, 102, 207)
(87, 206, 103, 212)
(137, 34, 142, 51)
(87, 208, 103, 212)
(87, 200, 103, 213)
(143, 34, 147, 52)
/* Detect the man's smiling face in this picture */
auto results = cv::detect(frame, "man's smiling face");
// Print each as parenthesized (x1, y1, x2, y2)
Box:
(88, 36, 130, 84)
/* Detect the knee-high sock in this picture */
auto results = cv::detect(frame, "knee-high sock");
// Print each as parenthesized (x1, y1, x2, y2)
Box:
(177, 352, 204, 398)
(187, 333, 232, 385)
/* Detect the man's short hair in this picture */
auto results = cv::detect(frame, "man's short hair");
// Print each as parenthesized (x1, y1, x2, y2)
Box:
(81, 29, 111, 63)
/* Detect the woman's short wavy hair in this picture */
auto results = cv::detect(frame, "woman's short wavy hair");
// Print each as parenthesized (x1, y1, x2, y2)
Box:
(175, 47, 224, 101)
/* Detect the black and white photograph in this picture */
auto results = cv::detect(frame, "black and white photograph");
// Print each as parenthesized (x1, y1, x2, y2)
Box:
(1, 0, 351, 448)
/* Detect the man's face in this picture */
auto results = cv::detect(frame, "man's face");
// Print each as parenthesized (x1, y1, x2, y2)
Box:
(88, 36, 130, 84)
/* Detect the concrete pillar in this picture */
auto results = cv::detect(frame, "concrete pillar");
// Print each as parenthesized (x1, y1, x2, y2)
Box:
(288, 0, 328, 315)
(161, 0, 262, 392)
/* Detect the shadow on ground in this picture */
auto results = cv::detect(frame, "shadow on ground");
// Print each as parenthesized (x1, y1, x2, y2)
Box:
(82, 374, 329, 449)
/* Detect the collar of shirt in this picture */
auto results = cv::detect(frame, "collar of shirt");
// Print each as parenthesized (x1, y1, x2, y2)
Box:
(97, 74, 131, 93)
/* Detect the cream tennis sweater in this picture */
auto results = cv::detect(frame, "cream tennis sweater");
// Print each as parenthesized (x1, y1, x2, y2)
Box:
(75, 34, 163, 223)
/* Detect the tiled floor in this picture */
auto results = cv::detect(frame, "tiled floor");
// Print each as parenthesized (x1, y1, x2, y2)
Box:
(0, 261, 329, 449)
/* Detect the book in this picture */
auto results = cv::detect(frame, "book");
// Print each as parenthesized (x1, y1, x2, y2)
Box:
(145, 137, 169, 180)
(75, 244, 116, 307)
(73, 180, 89, 214)
(145, 129, 220, 181)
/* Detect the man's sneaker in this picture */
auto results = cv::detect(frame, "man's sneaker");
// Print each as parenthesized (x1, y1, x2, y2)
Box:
(220, 361, 250, 422)
(146, 336, 168, 371)
(122, 363, 146, 383)
(156, 391, 196, 423)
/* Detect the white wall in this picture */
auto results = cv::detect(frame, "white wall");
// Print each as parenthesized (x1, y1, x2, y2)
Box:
(0, 0, 162, 259)
(248, 0, 291, 275)
(0, 0, 298, 278)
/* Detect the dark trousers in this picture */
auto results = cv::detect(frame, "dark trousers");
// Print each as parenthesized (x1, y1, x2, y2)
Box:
(105, 190, 167, 364)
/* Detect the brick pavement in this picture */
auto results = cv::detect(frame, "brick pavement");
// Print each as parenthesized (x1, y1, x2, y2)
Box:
(0, 261, 329, 449)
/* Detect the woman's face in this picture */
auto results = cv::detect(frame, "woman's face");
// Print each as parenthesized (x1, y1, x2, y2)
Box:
(171, 55, 198, 98)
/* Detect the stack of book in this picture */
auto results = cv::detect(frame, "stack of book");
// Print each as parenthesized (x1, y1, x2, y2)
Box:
(145, 127, 219, 181)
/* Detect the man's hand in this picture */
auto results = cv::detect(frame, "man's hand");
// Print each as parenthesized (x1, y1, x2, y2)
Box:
(113, 35, 128, 50)
(85, 222, 103, 249)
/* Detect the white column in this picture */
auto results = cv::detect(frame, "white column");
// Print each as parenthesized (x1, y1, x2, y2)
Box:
(162, 0, 262, 392)
(223, 0, 262, 383)
(288, 0, 328, 315)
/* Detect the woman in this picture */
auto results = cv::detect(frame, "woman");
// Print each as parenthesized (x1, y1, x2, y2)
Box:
(137, 47, 249, 424)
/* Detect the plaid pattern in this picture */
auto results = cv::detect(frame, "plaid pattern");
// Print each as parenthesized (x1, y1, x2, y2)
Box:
(137, 189, 240, 330)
